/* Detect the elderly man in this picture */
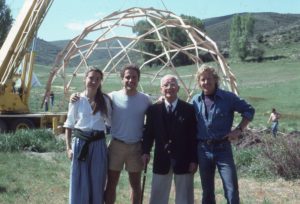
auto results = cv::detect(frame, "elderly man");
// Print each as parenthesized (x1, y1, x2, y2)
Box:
(142, 74, 197, 204)
(191, 64, 255, 204)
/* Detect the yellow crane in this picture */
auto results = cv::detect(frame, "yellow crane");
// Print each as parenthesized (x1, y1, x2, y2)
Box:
(0, 0, 66, 133)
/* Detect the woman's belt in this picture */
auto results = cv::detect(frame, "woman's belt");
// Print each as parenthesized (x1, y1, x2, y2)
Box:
(74, 129, 105, 161)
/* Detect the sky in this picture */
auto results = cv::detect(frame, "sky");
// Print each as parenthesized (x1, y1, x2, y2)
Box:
(6, 0, 300, 41)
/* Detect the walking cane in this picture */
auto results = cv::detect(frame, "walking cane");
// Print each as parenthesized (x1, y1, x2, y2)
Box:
(141, 163, 148, 204)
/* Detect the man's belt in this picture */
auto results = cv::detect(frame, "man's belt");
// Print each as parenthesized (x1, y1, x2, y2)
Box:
(74, 129, 105, 161)
(198, 138, 228, 145)
(112, 137, 140, 144)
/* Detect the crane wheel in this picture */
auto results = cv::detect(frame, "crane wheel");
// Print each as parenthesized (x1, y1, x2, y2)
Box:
(10, 119, 35, 131)
(0, 119, 8, 133)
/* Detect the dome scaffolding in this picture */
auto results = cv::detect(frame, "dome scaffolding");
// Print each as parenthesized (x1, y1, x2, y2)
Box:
(44, 7, 238, 102)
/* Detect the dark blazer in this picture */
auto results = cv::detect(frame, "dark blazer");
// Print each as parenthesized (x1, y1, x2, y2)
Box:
(142, 99, 197, 174)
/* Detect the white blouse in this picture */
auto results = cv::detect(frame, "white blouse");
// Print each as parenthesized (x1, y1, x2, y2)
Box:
(64, 93, 112, 131)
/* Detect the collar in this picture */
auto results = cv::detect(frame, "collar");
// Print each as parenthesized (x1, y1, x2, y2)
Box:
(164, 98, 178, 111)
(199, 88, 224, 101)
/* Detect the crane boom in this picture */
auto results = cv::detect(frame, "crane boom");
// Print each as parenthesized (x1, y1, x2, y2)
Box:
(0, 0, 53, 112)
(0, 0, 66, 134)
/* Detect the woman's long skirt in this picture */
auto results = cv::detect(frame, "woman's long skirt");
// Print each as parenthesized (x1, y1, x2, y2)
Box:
(69, 137, 107, 204)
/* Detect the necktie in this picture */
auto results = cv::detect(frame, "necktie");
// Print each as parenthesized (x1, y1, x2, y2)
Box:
(168, 104, 173, 114)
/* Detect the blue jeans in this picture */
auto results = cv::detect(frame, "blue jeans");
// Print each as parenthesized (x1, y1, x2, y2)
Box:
(197, 141, 239, 204)
(271, 121, 279, 137)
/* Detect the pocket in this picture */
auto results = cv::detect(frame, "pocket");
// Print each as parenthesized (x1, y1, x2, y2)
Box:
(215, 109, 228, 119)
(214, 109, 229, 127)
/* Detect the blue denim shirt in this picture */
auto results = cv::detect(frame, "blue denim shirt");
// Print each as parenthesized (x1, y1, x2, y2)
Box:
(192, 88, 255, 140)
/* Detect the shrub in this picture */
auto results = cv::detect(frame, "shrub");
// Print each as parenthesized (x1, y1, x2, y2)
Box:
(234, 146, 273, 178)
(262, 135, 300, 180)
(0, 129, 65, 152)
(250, 47, 265, 62)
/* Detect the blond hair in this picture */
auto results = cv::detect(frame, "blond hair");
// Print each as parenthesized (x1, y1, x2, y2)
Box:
(195, 64, 220, 87)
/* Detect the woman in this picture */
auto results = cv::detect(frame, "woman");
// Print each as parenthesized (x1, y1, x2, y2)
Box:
(64, 67, 112, 204)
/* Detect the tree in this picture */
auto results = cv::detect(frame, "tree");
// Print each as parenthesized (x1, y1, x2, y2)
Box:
(180, 14, 204, 31)
(132, 15, 204, 66)
(229, 14, 254, 61)
(0, 0, 13, 47)
(132, 19, 162, 67)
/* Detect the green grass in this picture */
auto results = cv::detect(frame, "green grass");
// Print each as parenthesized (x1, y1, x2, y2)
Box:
(0, 152, 69, 204)
(0, 129, 65, 152)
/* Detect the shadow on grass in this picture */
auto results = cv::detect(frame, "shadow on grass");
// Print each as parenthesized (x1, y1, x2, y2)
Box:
(247, 96, 267, 102)
(0, 185, 7, 193)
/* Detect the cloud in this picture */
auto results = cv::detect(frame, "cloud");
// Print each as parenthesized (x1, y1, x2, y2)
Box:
(65, 19, 98, 31)
(64, 11, 108, 32)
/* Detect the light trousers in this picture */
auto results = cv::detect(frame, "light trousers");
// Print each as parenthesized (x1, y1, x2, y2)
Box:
(149, 169, 194, 204)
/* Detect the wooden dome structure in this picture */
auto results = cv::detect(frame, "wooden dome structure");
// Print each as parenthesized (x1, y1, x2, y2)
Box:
(45, 7, 237, 101)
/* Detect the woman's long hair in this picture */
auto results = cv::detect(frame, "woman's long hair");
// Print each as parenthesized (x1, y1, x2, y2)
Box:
(86, 67, 110, 117)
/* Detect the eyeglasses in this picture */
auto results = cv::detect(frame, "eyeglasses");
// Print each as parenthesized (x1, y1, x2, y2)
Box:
(162, 83, 177, 88)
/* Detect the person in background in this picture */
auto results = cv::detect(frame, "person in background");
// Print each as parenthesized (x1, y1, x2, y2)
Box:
(50, 91, 55, 110)
(142, 75, 197, 204)
(44, 91, 49, 112)
(64, 67, 112, 204)
(268, 108, 280, 137)
(191, 64, 255, 204)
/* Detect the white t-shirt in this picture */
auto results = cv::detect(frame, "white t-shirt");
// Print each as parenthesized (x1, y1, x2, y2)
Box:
(109, 90, 151, 143)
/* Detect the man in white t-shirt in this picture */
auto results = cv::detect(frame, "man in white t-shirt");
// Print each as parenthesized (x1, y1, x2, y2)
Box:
(105, 64, 151, 204)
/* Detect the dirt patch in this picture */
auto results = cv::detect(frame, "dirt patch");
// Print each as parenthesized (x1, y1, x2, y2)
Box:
(238, 177, 300, 203)
(23, 151, 58, 162)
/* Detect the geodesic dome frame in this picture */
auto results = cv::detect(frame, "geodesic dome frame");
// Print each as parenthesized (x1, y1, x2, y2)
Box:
(45, 7, 237, 103)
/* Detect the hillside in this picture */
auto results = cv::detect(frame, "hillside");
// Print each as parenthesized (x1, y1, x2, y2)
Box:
(35, 38, 61, 65)
(35, 38, 134, 66)
(34, 12, 300, 65)
(203, 12, 300, 47)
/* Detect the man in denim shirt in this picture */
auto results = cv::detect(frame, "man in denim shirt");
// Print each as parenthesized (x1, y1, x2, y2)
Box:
(192, 64, 255, 204)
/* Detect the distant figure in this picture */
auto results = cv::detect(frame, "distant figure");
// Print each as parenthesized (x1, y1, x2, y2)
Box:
(44, 95, 49, 112)
(50, 91, 55, 109)
(12, 81, 17, 93)
(268, 108, 280, 137)
(18, 87, 23, 99)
